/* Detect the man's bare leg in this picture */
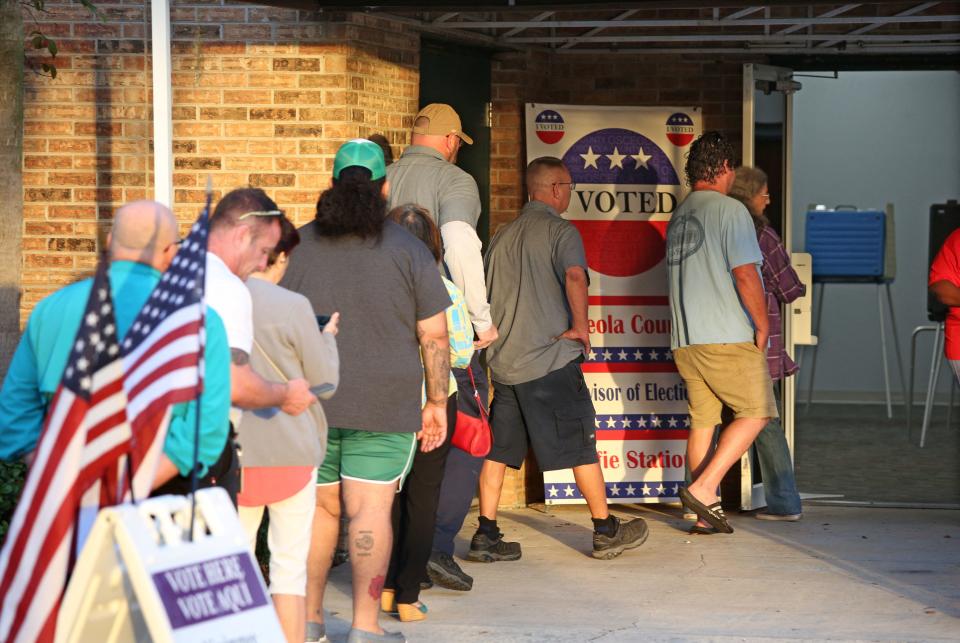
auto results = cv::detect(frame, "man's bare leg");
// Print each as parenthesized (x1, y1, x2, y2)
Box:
(478, 459, 507, 520)
(686, 425, 718, 480)
(687, 417, 768, 525)
(305, 484, 341, 629)
(572, 462, 609, 519)
(342, 478, 397, 634)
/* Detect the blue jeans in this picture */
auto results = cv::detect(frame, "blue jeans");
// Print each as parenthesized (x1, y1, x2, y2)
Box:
(432, 353, 487, 557)
(754, 393, 802, 515)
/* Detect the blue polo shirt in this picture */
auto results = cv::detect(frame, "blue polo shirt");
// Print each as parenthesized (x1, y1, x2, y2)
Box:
(0, 260, 230, 476)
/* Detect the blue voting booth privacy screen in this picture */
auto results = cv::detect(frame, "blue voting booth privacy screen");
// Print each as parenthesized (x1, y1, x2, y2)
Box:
(806, 207, 886, 279)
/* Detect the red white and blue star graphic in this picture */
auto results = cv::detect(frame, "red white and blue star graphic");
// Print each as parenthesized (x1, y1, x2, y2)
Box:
(666, 112, 696, 146)
(546, 481, 685, 500)
(583, 345, 676, 375)
(562, 128, 680, 186)
(534, 109, 565, 144)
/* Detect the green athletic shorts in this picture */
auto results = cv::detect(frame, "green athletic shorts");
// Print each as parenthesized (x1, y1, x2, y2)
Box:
(316, 428, 417, 487)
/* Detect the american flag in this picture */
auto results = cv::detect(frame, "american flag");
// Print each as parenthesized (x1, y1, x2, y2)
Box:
(116, 203, 210, 500)
(0, 260, 133, 643)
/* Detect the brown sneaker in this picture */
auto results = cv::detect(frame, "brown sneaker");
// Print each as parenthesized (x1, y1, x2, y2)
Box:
(592, 516, 649, 559)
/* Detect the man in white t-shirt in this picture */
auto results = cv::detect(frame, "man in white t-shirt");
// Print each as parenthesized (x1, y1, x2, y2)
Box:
(161, 187, 316, 503)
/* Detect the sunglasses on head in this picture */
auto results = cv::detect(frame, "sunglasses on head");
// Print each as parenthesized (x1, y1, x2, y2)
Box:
(237, 209, 283, 221)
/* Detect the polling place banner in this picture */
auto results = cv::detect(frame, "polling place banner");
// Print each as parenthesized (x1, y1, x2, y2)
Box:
(524, 104, 701, 505)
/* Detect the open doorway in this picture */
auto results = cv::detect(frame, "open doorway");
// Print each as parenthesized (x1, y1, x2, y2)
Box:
(419, 39, 492, 244)
(790, 71, 960, 505)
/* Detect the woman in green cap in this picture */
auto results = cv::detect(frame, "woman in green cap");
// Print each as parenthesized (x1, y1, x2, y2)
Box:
(282, 139, 453, 643)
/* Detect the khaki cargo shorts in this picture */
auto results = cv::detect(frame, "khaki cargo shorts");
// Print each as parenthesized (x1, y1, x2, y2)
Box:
(673, 342, 779, 429)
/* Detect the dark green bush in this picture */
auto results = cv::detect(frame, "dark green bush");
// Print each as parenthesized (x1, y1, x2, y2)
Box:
(0, 461, 28, 548)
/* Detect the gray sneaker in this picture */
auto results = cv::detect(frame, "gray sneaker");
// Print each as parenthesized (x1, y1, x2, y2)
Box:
(305, 621, 328, 642)
(467, 530, 522, 562)
(755, 511, 802, 521)
(346, 628, 406, 643)
(427, 550, 474, 590)
(592, 516, 649, 559)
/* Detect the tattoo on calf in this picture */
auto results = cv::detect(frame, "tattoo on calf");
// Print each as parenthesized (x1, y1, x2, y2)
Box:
(230, 348, 250, 366)
(354, 530, 374, 557)
(368, 575, 385, 600)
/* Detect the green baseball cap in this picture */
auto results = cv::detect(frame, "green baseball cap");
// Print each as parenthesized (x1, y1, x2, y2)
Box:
(333, 138, 386, 181)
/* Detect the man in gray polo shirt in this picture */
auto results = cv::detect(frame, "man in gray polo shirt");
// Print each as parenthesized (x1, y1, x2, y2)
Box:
(476, 156, 649, 561)
(387, 103, 498, 590)
(386, 103, 496, 348)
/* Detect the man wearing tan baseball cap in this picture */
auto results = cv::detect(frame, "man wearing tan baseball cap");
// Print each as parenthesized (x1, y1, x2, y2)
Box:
(412, 103, 474, 145)
(387, 103, 498, 595)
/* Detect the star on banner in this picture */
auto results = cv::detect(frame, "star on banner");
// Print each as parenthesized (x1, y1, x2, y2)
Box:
(633, 349, 644, 360)
(605, 417, 617, 428)
(625, 484, 636, 496)
(617, 350, 628, 361)
(563, 485, 575, 497)
(656, 483, 667, 495)
(580, 146, 600, 169)
(602, 350, 612, 360)
(548, 486, 559, 497)
(609, 484, 621, 496)
(587, 350, 597, 361)
(649, 350, 659, 361)
(668, 417, 678, 428)
(622, 417, 632, 428)
(606, 147, 626, 169)
(632, 147, 652, 169)
(642, 484, 651, 496)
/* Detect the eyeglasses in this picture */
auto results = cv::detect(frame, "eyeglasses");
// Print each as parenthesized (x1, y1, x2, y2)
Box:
(554, 181, 577, 190)
(237, 209, 283, 221)
(760, 193, 771, 202)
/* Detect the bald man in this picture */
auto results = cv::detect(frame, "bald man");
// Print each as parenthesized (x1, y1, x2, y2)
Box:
(0, 200, 231, 491)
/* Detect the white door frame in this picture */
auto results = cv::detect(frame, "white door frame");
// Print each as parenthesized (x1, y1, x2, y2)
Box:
(740, 63, 797, 510)
(151, 0, 173, 208)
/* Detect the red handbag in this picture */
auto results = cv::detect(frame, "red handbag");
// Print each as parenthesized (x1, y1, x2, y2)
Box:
(452, 367, 491, 457)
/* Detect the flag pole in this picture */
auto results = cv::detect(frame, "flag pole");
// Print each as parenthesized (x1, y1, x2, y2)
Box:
(188, 177, 212, 542)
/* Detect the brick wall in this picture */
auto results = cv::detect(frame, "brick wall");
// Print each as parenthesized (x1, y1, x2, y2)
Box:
(20, 3, 419, 325)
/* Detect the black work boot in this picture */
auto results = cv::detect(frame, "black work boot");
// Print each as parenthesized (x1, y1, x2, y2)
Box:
(426, 550, 474, 590)
(466, 528, 522, 562)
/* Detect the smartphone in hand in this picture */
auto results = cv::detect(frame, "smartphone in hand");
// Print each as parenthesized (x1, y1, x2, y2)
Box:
(316, 314, 331, 330)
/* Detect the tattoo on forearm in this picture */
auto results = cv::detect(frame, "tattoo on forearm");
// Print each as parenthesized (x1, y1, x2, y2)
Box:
(368, 575, 385, 600)
(354, 530, 374, 557)
(421, 338, 450, 402)
(230, 348, 250, 366)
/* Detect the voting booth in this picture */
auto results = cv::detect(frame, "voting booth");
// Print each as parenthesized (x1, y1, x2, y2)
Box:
(801, 203, 905, 419)
(56, 489, 282, 643)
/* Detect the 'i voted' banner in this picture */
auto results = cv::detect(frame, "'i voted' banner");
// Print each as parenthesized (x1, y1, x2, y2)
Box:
(527, 104, 701, 505)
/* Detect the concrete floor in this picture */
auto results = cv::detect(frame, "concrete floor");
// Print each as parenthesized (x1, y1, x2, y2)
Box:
(320, 504, 960, 642)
